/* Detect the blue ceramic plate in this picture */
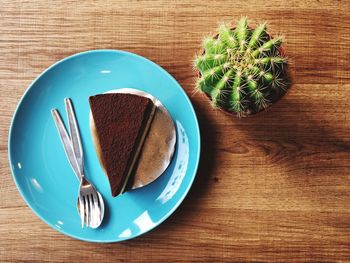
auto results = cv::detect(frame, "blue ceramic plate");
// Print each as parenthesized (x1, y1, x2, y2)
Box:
(8, 50, 200, 242)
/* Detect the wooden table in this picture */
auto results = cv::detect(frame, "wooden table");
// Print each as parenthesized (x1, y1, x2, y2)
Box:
(1, 1, 349, 262)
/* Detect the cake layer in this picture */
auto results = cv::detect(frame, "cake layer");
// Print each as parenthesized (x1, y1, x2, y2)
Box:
(89, 93, 155, 197)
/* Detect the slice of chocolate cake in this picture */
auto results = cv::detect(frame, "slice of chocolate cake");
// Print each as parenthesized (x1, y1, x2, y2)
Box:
(89, 93, 156, 197)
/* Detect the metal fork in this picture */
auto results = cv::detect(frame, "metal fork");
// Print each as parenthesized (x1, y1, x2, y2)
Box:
(51, 98, 104, 228)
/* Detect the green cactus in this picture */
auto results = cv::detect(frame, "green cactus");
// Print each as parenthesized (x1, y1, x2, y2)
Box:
(195, 17, 289, 117)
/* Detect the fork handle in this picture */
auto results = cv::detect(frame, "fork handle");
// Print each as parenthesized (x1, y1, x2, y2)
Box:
(65, 98, 84, 175)
(51, 109, 83, 182)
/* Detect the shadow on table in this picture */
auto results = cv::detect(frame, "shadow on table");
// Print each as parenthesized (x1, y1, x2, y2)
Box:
(227, 94, 350, 169)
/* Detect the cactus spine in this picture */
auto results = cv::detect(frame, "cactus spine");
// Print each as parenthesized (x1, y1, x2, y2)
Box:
(195, 17, 288, 117)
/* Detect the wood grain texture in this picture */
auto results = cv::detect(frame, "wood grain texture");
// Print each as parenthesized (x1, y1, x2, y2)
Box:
(1, 0, 350, 262)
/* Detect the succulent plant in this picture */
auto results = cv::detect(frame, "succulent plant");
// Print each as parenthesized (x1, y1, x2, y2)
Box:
(194, 17, 289, 117)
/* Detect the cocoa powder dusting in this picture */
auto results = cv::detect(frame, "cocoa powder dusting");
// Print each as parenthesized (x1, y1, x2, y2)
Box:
(89, 93, 154, 196)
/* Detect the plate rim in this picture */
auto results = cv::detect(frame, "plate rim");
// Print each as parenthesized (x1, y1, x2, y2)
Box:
(7, 49, 201, 243)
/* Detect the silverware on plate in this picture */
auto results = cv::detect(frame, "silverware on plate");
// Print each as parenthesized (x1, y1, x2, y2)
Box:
(51, 98, 104, 228)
